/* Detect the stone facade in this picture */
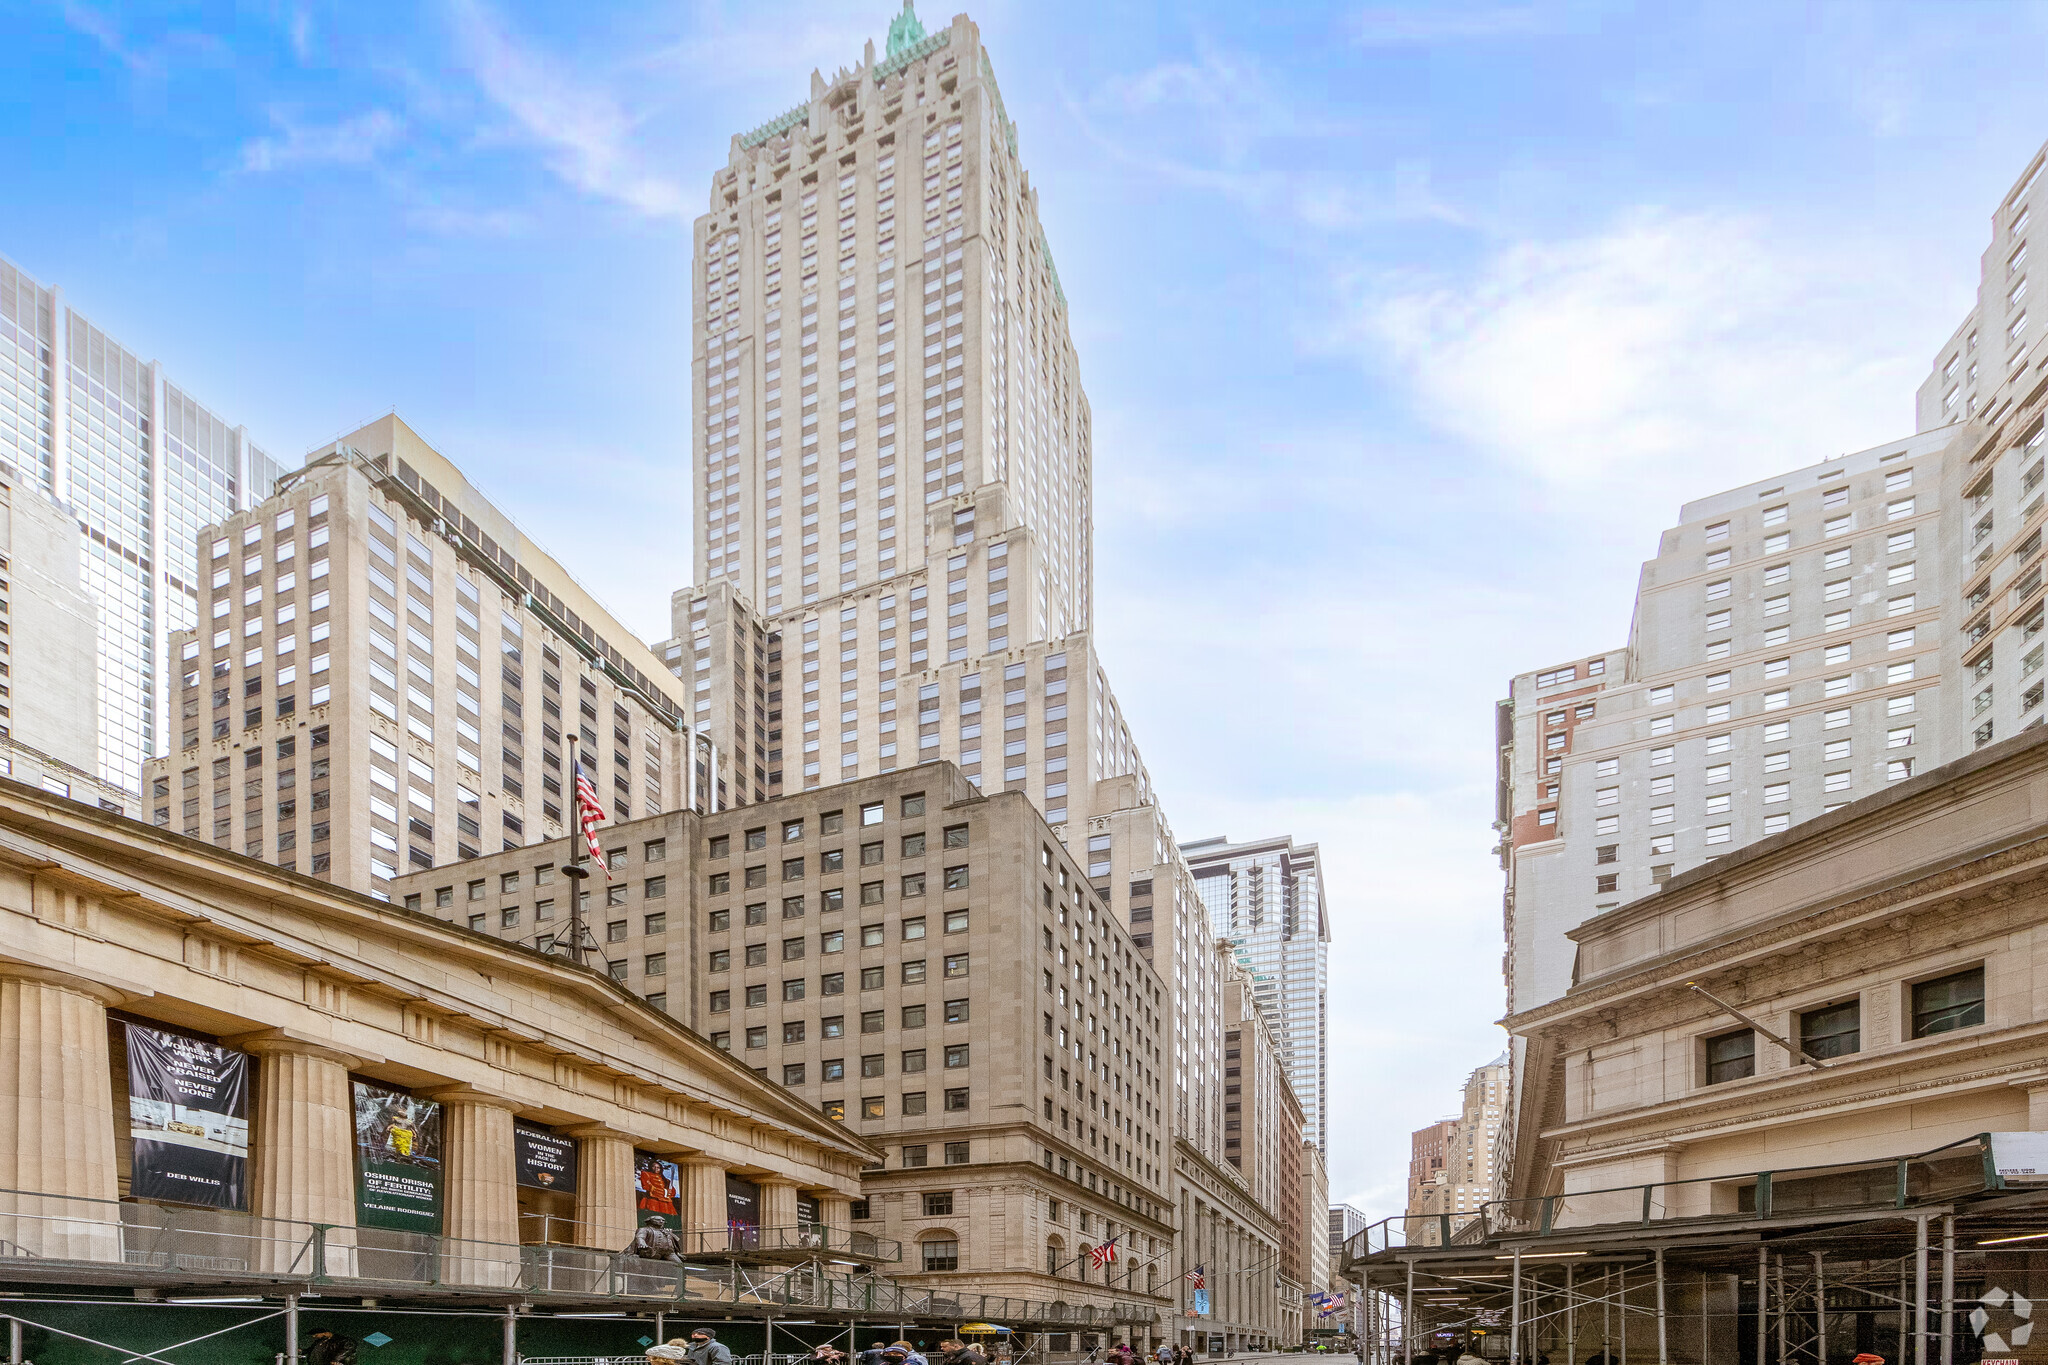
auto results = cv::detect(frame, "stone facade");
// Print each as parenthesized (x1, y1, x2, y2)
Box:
(391, 759, 1178, 1344)
(0, 772, 876, 1265)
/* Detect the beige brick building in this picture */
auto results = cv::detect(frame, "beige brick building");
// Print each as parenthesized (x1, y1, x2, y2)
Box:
(142, 416, 697, 895)
(393, 758, 1175, 1345)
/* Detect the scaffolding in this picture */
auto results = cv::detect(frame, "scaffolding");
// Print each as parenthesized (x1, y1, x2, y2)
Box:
(1343, 1134, 2048, 1365)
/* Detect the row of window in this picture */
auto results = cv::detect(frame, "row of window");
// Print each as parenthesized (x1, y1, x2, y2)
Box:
(1702, 965, 1985, 1084)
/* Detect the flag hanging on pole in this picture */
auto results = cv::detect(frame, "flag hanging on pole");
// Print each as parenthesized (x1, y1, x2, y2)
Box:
(1186, 1264, 1205, 1289)
(574, 758, 611, 878)
(1090, 1236, 1119, 1269)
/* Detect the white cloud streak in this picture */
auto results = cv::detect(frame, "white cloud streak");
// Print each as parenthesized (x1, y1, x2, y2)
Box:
(240, 109, 404, 172)
(446, 0, 691, 221)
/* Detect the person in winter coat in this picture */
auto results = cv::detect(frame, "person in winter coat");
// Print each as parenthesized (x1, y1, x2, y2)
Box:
(891, 1340, 929, 1365)
(860, 1342, 891, 1365)
(937, 1339, 988, 1365)
(306, 1330, 358, 1365)
(684, 1329, 735, 1365)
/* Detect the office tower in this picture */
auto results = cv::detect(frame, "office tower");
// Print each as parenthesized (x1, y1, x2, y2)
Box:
(1328, 1202, 1369, 1256)
(1400, 1056, 1504, 1226)
(1497, 427, 1956, 1015)
(652, 8, 1291, 1351)
(1223, 976, 1306, 1344)
(0, 254, 288, 791)
(1183, 833, 1331, 1153)
(142, 415, 691, 893)
(1404, 1118, 1454, 1215)
(1302, 1141, 1331, 1309)
(1918, 141, 2048, 756)
(0, 465, 134, 810)
(393, 761, 1179, 1342)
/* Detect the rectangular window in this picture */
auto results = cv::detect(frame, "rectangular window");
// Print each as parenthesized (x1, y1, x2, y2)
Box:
(1800, 1000, 1861, 1059)
(1705, 824, 1731, 845)
(1912, 967, 1986, 1037)
(1704, 1029, 1756, 1085)
(1705, 580, 1731, 601)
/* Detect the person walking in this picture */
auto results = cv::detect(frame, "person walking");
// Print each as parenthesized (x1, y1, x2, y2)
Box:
(685, 1328, 736, 1365)
(938, 1339, 989, 1365)
(305, 1330, 358, 1365)
(860, 1342, 891, 1365)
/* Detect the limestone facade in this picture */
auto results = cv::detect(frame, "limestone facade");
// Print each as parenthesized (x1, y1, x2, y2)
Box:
(0, 773, 876, 1268)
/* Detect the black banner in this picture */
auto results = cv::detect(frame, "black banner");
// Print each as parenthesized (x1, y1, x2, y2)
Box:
(351, 1080, 443, 1233)
(726, 1173, 760, 1244)
(124, 1024, 250, 1209)
(798, 1193, 821, 1225)
(636, 1153, 682, 1220)
(514, 1122, 578, 1193)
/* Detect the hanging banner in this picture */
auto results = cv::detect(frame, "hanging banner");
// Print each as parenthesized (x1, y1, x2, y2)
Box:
(514, 1122, 578, 1193)
(351, 1080, 444, 1233)
(797, 1193, 821, 1225)
(124, 1024, 250, 1210)
(726, 1173, 761, 1246)
(1192, 1289, 1211, 1317)
(636, 1153, 683, 1220)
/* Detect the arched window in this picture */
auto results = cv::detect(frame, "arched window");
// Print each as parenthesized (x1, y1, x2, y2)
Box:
(921, 1232, 960, 1272)
(1047, 1237, 1065, 1276)
(1077, 1245, 1092, 1281)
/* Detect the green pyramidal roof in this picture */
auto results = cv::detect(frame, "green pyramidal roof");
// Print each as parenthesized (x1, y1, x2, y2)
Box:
(886, 1, 927, 56)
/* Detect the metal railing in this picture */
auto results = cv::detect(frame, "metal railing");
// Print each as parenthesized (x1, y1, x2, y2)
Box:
(519, 1213, 903, 1263)
(0, 1187, 1154, 1326)
(1344, 1133, 1999, 1262)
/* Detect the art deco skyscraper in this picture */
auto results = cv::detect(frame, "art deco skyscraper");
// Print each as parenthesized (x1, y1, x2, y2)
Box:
(655, 8, 1309, 1350)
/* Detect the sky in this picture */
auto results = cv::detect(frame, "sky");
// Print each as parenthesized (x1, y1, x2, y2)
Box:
(7, 0, 2048, 1224)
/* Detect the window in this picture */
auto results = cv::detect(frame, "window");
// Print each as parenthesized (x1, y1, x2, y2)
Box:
(1825, 609, 1852, 631)
(1649, 685, 1675, 704)
(921, 1237, 960, 1272)
(945, 1043, 970, 1068)
(1706, 671, 1732, 691)
(1705, 580, 1731, 601)
(943, 1087, 969, 1111)
(784, 1020, 806, 1044)
(1824, 770, 1852, 793)
(1705, 764, 1730, 785)
(1764, 690, 1791, 710)
(1650, 805, 1675, 825)
(902, 1048, 928, 1073)
(1764, 657, 1790, 679)
(860, 801, 884, 825)
(944, 1141, 969, 1165)
(1824, 514, 1852, 538)
(1706, 733, 1732, 755)
(821, 1100, 844, 1122)
(861, 1097, 885, 1119)
(903, 960, 927, 984)
(1761, 504, 1788, 525)
(1650, 714, 1674, 736)
(746, 1026, 767, 1049)
(922, 1191, 954, 1216)
(1705, 521, 1730, 542)
(1800, 1000, 1861, 1059)
(1912, 967, 1986, 1037)
(944, 865, 970, 890)
(1705, 824, 1731, 845)
(944, 998, 969, 1024)
(1704, 1028, 1756, 1084)
(1595, 786, 1620, 807)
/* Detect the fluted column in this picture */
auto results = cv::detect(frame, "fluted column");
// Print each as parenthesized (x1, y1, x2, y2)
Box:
(431, 1088, 520, 1286)
(233, 1034, 361, 1275)
(819, 1192, 853, 1253)
(682, 1156, 728, 1251)
(759, 1175, 799, 1247)
(572, 1126, 638, 1252)
(0, 966, 123, 1261)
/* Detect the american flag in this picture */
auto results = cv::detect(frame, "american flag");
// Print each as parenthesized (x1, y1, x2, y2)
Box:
(573, 758, 610, 877)
(1186, 1264, 1204, 1289)
(1090, 1237, 1119, 1269)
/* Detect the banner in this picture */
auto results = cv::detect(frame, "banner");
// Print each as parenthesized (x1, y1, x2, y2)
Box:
(636, 1153, 682, 1220)
(124, 1024, 250, 1209)
(352, 1080, 443, 1233)
(797, 1193, 821, 1225)
(514, 1122, 578, 1193)
(726, 1173, 761, 1246)
(1192, 1289, 1211, 1317)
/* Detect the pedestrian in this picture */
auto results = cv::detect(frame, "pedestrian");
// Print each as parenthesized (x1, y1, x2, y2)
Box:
(306, 1330, 358, 1365)
(860, 1341, 891, 1365)
(628, 1214, 683, 1260)
(891, 1340, 929, 1365)
(809, 1347, 848, 1365)
(938, 1339, 988, 1365)
(648, 1348, 688, 1364)
(1157, 1345, 1174, 1365)
(685, 1328, 736, 1365)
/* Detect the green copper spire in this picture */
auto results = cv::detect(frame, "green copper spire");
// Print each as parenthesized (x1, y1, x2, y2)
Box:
(885, 1, 927, 57)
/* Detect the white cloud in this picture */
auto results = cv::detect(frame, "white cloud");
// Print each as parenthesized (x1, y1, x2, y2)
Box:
(1358, 209, 1944, 499)
(240, 109, 403, 172)
(446, 0, 691, 221)
(1351, 5, 1554, 46)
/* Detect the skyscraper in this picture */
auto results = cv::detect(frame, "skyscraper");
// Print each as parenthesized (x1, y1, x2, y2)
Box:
(1183, 833, 1331, 1154)
(656, 7, 1302, 1351)
(0, 254, 288, 791)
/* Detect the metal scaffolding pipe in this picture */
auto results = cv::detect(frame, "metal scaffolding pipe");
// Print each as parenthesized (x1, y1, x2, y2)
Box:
(1567, 1263, 1576, 1365)
(1757, 1247, 1768, 1365)
(1814, 1252, 1827, 1365)
(8, 1317, 20, 1365)
(1777, 1256, 1788, 1365)
(503, 1305, 518, 1365)
(1511, 1247, 1523, 1365)
(1655, 1248, 1669, 1365)
(1405, 1258, 1415, 1365)
(1915, 1214, 1930, 1365)
(285, 1291, 299, 1365)
(1605, 1267, 1614, 1364)
(1941, 1214, 1956, 1365)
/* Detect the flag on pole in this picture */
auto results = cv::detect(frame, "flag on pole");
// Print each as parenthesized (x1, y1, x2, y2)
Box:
(574, 758, 610, 878)
(1090, 1236, 1119, 1269)
(1186, 1264, 1205, 1289)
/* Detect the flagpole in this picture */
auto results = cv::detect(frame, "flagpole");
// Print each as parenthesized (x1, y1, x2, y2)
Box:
(563, 733, 590, 967)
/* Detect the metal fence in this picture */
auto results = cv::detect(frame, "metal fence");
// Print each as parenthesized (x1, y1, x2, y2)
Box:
(0, 1186, 1154, 1327)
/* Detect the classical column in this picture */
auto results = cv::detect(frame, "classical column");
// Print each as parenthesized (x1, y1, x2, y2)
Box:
(572, 1126, 638, 1252)
(2023, 1079, 2048, 1130)
(759, 1175, 799, 1248)
(0, 966, 122, 1261)
(820, 1193, 853, 1254)
(682, 1156, 729, 1252)
(233, 1034, 361, 1276)
(432, 1089, 520, 1287)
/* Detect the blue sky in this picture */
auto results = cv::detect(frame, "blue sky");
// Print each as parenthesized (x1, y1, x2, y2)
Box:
(8, 0, 2048, 1220)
